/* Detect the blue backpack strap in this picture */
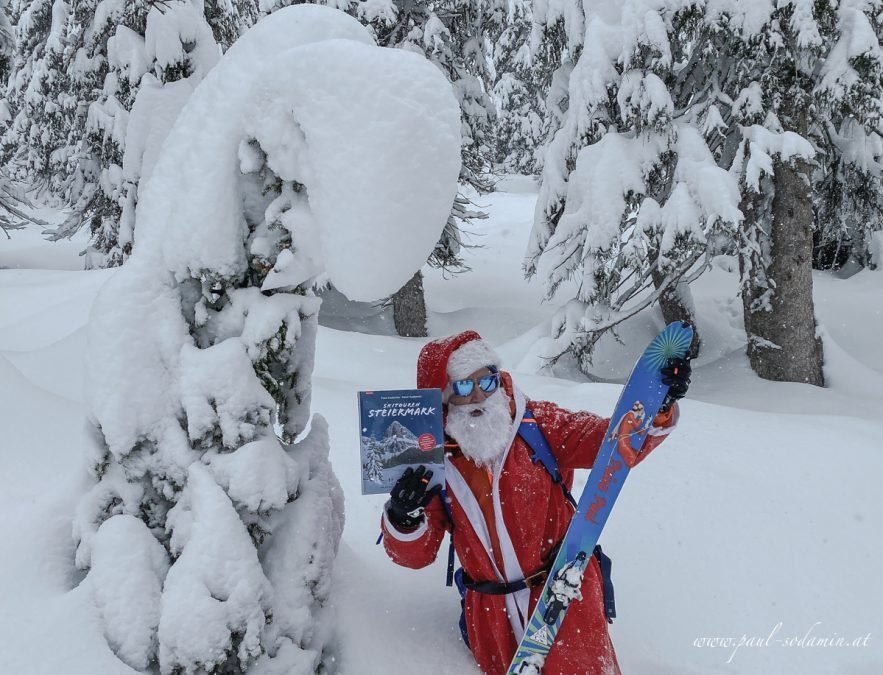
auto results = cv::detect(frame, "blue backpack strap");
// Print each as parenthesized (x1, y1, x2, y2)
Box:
(593, 544, 616, 623)
(518, 408, 577, 509)
(519, 410, 617, 623)
(440, 487, 456, 587)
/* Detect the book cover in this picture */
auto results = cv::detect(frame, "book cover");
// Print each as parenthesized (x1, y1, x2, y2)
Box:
(358, 388, 445, 495)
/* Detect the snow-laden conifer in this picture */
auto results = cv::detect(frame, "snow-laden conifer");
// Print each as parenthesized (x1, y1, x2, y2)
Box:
(698, 1, 883, 383)
(527, 1, 741, 372)
(0, 0, 13, 83)
(72, 6, 460, 673)
(528, 1, 883, 379)
(490, 0, 545, 174)
(40, 0, 147, 262)
(1, 0, 75, 194)
(46, 0, 222, 267)
(808, 2, 883, 270)
(205, 0, 259, 50)
(2, 1, 253, 266)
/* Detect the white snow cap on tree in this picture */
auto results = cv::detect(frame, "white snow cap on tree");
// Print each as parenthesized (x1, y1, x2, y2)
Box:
(448, 339, 502, 379)
(145, 0, 221, 77)
(134, 5, 461, 301)
(241, 40, 462, 300)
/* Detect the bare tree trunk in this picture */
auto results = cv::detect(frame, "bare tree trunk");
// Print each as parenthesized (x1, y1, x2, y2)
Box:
(741, 157, 824, 385)
(651, 270, 701, 357)
(392, 270, 428, 337)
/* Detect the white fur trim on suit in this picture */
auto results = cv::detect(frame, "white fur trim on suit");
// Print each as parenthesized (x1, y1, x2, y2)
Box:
(382, 503, 430, 542)
(443, 386, 530, 639)
(444, 463, 504, 581)
(491, 387, 531, 636)
(446, 339, 502, 380)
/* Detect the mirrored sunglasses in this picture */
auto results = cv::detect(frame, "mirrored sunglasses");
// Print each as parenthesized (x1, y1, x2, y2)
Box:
(450, 372, 500, 398)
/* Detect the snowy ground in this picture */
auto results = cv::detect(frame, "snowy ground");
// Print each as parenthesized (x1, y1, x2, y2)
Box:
(1, 183, 881, 674)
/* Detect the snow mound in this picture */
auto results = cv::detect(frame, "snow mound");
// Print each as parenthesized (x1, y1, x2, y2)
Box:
(159, 463, 273, 673)
(88, 515, 169, 670)
(179, 340, 276, 449)
(207, 437, 301, 513)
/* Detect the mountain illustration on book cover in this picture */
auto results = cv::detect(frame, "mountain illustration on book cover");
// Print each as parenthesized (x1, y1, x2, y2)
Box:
(358, 388, 444, 495)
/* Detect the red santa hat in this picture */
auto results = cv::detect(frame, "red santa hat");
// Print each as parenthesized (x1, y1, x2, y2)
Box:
(417, 330, 502, 391)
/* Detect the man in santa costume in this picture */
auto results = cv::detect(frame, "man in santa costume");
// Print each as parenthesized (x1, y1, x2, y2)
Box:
(380, 330, 690, 675)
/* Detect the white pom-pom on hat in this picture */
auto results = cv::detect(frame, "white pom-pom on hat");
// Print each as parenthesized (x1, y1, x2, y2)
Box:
(446, 339, 501, 380)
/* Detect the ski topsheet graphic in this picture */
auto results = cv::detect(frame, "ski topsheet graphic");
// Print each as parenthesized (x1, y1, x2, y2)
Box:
(507, 322, 694, 674)
(358, 388, 444, 495)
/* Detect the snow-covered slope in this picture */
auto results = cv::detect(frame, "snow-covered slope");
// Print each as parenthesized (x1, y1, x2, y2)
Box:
(1, 184, 881, 674)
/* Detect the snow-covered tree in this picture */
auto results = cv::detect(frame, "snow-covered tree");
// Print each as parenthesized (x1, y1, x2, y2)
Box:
(0, 0, 13, 84)
(809, 5, 883, 270)
(363, 439, 384, 483)
(526, 1, 742, 372)
(490, 0, 545, 174)
(1, 1, 254, 267)
(703, 3, 824, 385)
(73, 6, 460, 673)
(527, 1, 882, 381)
(1, 0, 76, 194)
(205, 0, 259, 50)
(45, 0, 224, 267)
(39, 0, 146, 263)
(700, 1, 883, 383)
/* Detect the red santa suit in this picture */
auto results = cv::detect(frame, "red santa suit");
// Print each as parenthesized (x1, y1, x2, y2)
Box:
(381, 331, 676, 675)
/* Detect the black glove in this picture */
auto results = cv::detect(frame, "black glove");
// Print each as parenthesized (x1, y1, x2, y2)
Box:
(387, 466, 440, 529)
(659, 356, 691, 412)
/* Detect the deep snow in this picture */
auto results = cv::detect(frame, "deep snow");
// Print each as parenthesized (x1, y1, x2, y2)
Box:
(1, 181, 882, 674)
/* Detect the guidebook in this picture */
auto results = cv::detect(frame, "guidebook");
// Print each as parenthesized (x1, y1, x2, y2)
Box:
(358, 388, 445, 495)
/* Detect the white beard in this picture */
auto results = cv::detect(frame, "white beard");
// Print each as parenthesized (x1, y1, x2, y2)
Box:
(446, 389, 513, 468)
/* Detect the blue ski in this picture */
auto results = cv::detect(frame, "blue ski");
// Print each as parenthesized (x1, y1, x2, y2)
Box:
(507, 321, 694, 674)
